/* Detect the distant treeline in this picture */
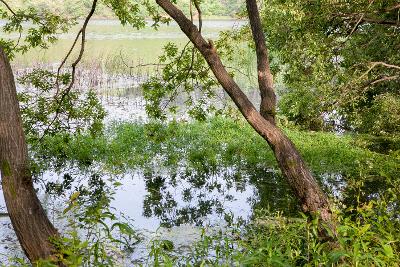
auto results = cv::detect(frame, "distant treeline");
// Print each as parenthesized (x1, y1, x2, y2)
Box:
(14, 0, 244, 18)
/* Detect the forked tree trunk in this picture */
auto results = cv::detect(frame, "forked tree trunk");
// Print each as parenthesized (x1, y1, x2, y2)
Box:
(155, 0, 333, 227)
(0, 47, 60, 263)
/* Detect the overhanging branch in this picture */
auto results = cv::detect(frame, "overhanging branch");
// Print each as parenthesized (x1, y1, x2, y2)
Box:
(0, 0, 16, 16)
(42, 0, 98, 140)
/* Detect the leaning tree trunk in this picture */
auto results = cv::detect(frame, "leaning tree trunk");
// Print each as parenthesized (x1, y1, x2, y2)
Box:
(0, 47, 60, 263)
(155, 0, 333, 227)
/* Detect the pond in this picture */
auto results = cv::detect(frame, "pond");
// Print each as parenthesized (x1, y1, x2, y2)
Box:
(0, 18, 254, 264)
(7, 19, 247, 68)
(0, 18, 398, 265)
(2, 102, 393, 264)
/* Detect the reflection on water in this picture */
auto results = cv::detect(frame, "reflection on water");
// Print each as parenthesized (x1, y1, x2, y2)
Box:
(1, 18, 397, 265)
(0, 143, 395, 264)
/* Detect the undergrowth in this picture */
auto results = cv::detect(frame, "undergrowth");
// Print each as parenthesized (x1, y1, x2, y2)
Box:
(34, 116, 399, 179)
(147, 192, 400, 266)
(22, 116, 399, 266)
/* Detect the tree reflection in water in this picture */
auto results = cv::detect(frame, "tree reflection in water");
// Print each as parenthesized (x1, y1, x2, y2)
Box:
(41, 162, 398, 230)
(140, 165, 300, 228)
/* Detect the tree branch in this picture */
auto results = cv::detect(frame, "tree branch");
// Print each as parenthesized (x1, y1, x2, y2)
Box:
(193, 0, 202, 34)
(386, 3, 400, 12)
(155, 0, 334, 227)
(359, 61, 400, 80)
(55, 0, 98, 96)
(336, 12, 400, 26)
(155, 0, 258, 119)
(369, 61, 400, 71)
(41, 0, 98, 140)
(361, 16, 399, 25)
(370, 75, 399, 85)
(0, 0, 16, 16)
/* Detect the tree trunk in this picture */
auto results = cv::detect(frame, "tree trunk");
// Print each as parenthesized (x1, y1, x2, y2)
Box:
(0, 47, 60, 263)
(246, 0, 276, 124)
(155, 0, 333, 225)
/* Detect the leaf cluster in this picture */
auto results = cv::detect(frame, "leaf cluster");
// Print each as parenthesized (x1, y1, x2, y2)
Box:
(0, 3, 74, 59)
(143, 42, 221, 121)
(256, 0, 400, 135)
(17, 69, 106, 143)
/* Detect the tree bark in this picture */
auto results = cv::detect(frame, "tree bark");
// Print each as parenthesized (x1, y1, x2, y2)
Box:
(246, 0, 276, 124)
(155, 0, 333, 225)
(0, 47, 60, 263)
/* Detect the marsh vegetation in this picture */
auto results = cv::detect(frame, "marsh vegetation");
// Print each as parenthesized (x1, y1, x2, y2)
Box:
(0, 0, 399, 266)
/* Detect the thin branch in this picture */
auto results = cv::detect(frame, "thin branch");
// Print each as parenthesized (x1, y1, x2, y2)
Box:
(189, 0, 193, 22)
(56, 0, 98, 97)
(359, 75, 399, 91)
(370, 75, 399, 85)
(386, 3, 400, 12)
(12, 31, 22, 50)
(193, 0, 202, 34)
(370, 61, 400, 71)
(359, 61, 400, 80)
(0, 0, 16, 16)
(55, 29, 83, 93)
(348, 13, 365, 36)
(225, 65, 249, 77)
(361, 16, 399, 25)
(40, 0, 98, 140)
(337, 12, 400, 26)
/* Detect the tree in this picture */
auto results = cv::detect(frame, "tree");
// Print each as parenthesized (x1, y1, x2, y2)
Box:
(0, 0, 167, 263)
(259, 0, 400, 135)
(0, 0, 100, 263)
(0, 47, 60, 263)
(0, 0, 337, 263)
(154, 0, 334, 230)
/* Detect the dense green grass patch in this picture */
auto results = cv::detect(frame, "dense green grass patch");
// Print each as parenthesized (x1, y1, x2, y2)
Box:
(35, 117, 399, 181)
(28, 116, 400, 266)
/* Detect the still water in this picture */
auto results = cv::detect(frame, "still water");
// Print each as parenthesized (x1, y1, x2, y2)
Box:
(7, 19, 247, 68)
(0, 19, 258, 264)
(0, 18, 384, 265)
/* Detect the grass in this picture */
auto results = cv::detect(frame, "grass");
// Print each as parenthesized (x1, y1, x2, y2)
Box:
(27, 116, 400, 266)
(147, 200, 400, 266)
(34, 116, 399, 180)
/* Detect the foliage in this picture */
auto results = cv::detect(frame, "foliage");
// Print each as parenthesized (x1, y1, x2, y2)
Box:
(4, 173, 140, 267)
(143, 42, 222, 121)
(17, 69, 106, 143)
(35, 117, 399, 179)
(256, 0, 400, 135)
(12, 0, 244, 18)
(20, 117, 398, 265)
(147, 188, 400, 266)
(52, 174, 140, 266)
(174, 0, 244, 17)
(101, 0, 170, 29)
(0, 0, 168, 57)
(0, 2, 74, 59)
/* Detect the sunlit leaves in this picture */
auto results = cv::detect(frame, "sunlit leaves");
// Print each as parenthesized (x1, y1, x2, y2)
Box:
(258, 0, 400, 135)
(0, 4, 74, 58)
(143, 42, 220, 121)
(17, 69, 106, 142)
(102, 0, 170, 30)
